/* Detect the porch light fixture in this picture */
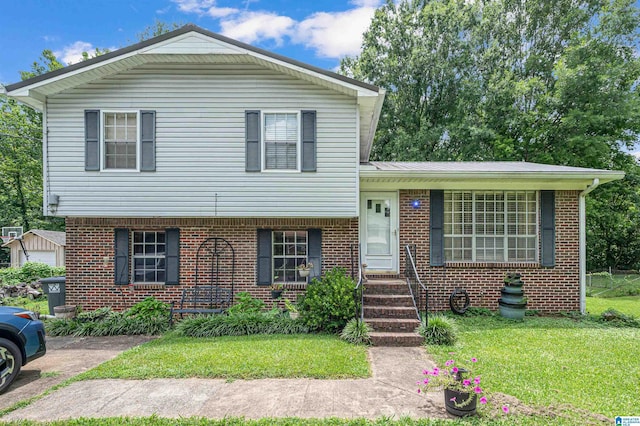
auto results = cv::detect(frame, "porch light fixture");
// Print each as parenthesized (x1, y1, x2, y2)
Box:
(411, 199, 421, 209)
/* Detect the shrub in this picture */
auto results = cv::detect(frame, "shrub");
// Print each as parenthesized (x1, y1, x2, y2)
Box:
(127, 297, 170, 320)
(46, 305, 170, 336)
(298, 267, 356, 333)
(227, 292, 266, 315)
(418, 314, 458, 346)
(340, 319, 372, 345)
(0, 262, 66, 286)
(175, 312, 309, 337)
(600, 309, 640, 328)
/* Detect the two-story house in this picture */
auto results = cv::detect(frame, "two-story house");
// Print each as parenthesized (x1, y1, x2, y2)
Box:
(4, 25, 623, 332)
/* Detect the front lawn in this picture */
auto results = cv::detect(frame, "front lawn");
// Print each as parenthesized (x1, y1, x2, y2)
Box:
(586, 295, 640, 316)
(427, 315, 639, 419)
(77, 333, 370, 380)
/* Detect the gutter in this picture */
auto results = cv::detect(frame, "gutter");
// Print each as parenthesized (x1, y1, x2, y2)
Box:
(579, 178, 599, 314)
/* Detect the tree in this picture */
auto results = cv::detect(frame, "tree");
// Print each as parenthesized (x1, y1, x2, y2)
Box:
(342, 0, 640, 269)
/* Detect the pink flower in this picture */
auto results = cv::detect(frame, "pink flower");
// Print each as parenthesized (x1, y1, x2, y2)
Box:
(445, 360, 454, 366)
(422, 369, 429, 375)
(417, 389, 421, 394)
(423, 378, 429, 384)
(450, 397, 457, 402)
(471, 358, 478, 363)
(474, 376, 481, 385)
(463, 379, 471, 386)
(433, 368, 440, 376)
(480, 396, 487, 404)
(474, 386, 482, 394)
(502, 405, 510, 414)
(452, 367, 459, 373)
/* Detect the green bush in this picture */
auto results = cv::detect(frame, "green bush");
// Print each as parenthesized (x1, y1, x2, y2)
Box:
(418, 314, 458, 346)
(127, 297, 170, 320)
(340, 319, 372, 345)
(298, 267, 356, 333)
(0, 262, 66, 286)
(175, 312, 309, 337)
(600, 309, 640, 327)
(227, 292, 266, 315)
(46, 305, 169, 336)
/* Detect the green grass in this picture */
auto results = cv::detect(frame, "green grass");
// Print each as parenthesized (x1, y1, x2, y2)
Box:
(586, 296, 640, 316)
(1, 296, 49, 315)
(428, 315, 639, 419)
(77, 333, 370, 380)
(0, 415, 583, 425)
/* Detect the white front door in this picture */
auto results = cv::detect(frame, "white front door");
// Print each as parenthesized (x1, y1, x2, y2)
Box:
(360, 192, 398, 272)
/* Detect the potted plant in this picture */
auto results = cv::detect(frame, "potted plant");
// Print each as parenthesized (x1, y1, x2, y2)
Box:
(284, 298, 299, 319)
(499, 272, 527, 320)
(297, 262, 313, 278)
(417, 357, 485, 417)
(270, 284, 284, 299)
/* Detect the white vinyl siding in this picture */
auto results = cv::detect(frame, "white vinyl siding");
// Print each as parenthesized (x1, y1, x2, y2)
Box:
(444, 191, 538, 262)
(45, 64, 358, 217)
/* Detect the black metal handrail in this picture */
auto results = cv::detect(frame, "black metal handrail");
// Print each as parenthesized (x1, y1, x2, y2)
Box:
(405, 244, 428, 325)
(351, 243, 364, 321)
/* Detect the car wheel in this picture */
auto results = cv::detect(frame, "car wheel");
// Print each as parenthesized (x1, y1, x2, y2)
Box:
(0, 338, 22, 393)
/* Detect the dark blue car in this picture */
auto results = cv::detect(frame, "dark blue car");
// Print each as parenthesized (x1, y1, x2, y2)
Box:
(0, 306, 46, 393)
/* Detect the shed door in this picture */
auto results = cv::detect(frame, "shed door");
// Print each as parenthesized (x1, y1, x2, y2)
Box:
(20, 251, 57, 266)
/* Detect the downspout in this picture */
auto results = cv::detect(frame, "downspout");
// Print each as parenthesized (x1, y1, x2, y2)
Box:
(579, 178, 599, 314)
(42, 97, 49, 215)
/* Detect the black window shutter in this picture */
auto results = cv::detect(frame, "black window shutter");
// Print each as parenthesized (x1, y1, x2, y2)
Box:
(165, 228, 180, 284)
(540, 190, 556, 267)
(140, 110, 156, 171)
(85, 110, 100, 171)
(256, 229, 272, 285)
(114, 228, 130, 285)
(301, 110, 317, 172)
(307, 228, 322, 279)
(246, 110, 261, 172)
(430, 190, 445, 266)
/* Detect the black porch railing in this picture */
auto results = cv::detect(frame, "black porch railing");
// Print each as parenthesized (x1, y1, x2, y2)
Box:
(351, 243, 364, 321)
(405, 244, 428, 325)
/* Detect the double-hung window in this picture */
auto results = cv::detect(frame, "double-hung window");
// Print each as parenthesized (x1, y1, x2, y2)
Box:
(263, 112, 299, 170)
(132, 231, 166, 283)
(103, 112, 138, 170)
(444, 191, 537, 262)
(272, 230, 307, 283)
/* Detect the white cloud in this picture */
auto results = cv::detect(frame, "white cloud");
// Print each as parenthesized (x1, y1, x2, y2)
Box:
(220, 11, 295, 45)
(54, 41, 95, 65)
(295, 6, 378, 58)
(172, 0, 215, 13)
(350, 0, 383, 7)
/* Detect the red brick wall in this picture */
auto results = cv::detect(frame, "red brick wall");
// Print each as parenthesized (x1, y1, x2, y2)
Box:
(65, 217, 358, 310)
(399, 190, 580, 313)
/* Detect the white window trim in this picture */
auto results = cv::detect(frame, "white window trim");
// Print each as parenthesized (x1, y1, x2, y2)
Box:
(100, 110, 141, 172)
(260, 110, 301, 173)
(444, 190, 539, 263)
(131, 230, 166, 284)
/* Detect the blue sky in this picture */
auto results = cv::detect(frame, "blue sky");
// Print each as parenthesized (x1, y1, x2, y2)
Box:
(0, 0, 381, 85)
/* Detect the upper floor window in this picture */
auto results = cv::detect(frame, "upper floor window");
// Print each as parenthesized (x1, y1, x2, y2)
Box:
(444, 191, 538, 262)
(103, 112, 138, 170)
(263, 112, 299, 171)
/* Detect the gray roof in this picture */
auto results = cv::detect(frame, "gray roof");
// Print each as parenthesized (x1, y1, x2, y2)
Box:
(367, 161, 617, 173)
(27, 230, 66, 246)
(4, 24, 378, 93)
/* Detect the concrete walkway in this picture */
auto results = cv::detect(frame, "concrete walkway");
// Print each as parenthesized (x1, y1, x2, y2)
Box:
(3, 345, 447, 421)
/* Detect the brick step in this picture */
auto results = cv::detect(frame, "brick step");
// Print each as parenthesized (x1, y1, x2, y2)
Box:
(364, 306, 417, 319)
(364, 281, 409, 295)
(370, 331, 424, 347)
(363, 294, 415, 307)
(365, 318, 420, 332)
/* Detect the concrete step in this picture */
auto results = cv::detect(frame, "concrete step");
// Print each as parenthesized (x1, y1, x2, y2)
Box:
(365, 318, 420, 332)
(363, 294, 414, 307)
(364, 306, 417, 319)
(370, 331, 424, 347)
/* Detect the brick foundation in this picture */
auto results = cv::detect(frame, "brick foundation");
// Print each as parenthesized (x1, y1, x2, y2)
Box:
(399, 190, 580, 313)
(65, 217, 358, 311)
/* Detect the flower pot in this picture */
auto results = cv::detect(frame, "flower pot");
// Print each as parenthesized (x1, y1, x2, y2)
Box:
(502, 284, 524, 295)
(271, 290, 283, 299)
(54, 305, 76, 319)
(298, 269, 310, 278)
(289, 311, 299, 320)
(500, 289, 524, 304)
(444, 388, 477, 417)
(498, 300, 527, 320)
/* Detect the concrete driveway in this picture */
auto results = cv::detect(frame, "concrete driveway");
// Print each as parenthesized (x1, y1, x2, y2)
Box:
(1, 340, 446, 421)
(0, 335, 156, 412)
